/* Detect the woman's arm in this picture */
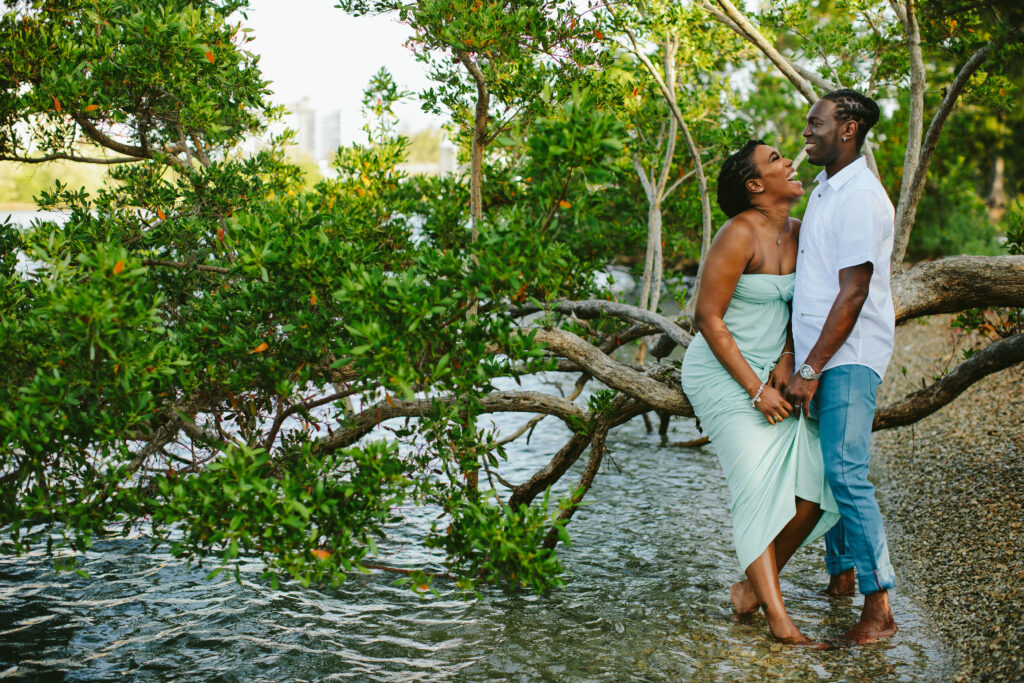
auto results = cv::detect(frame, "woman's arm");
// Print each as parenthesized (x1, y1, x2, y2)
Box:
(693, 220, 793, 424)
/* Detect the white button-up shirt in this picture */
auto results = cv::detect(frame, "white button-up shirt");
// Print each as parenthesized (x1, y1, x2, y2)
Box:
(793, 156, 896, 379)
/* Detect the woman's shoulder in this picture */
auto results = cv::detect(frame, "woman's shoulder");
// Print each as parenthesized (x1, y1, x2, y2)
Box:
(715, 213, 759, 244)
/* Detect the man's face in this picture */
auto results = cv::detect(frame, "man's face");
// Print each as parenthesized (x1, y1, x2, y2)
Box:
(803, 99, 842, 167)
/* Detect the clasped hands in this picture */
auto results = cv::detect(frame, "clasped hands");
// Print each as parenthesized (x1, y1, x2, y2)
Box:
(753, 354, 818, 424)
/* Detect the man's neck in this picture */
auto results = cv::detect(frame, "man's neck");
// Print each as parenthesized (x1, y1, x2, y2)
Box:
(825, 152, 862, 178)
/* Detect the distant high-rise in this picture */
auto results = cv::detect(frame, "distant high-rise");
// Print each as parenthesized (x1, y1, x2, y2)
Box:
(286, 97, 316, 157)
(317, 110, 341, 162)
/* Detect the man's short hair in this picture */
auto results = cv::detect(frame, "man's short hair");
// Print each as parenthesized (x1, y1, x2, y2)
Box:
(821, 89, 880, 147)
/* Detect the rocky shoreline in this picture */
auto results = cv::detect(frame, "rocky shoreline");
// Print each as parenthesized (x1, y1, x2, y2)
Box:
(873, 314, 1024, 681)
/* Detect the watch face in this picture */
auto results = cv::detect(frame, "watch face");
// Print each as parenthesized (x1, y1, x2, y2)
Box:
(800, 365, 815, 379)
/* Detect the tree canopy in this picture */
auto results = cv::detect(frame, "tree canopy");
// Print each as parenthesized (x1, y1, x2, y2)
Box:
(1, 0, 1022, 592)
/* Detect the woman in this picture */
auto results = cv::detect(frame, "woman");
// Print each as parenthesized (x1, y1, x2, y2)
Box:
(680, 140, 840, 644)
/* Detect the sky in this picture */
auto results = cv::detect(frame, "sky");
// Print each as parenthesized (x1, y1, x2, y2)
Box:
(241, 1, 444, 143)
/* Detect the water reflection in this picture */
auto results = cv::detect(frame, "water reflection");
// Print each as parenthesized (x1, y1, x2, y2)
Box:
(1, 374, 948, 680)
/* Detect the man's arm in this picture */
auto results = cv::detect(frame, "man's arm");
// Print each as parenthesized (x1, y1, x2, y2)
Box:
(785, 262, 873, 416)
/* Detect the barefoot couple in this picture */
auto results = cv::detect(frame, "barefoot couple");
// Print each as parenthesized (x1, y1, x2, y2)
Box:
(681, 89, 898, 645)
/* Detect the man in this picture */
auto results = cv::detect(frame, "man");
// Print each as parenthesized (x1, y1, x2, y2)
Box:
(784, 89, 898, 644)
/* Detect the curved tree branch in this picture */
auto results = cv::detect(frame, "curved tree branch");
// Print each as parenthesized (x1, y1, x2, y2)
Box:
(544, 299, 692, 348)
(873, 333, 1024, 430)
(541, 395, 647, 549)
(534, 328, 693, 415)
(71, 113, 186, 168)
(313, 390, 589, 454)
(892, 255, 1024, 324)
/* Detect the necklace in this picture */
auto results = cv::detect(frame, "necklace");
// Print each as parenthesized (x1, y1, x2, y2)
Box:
(776, 229, 784, 246)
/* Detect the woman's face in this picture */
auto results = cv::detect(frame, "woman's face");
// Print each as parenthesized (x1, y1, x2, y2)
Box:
(749, 145, 804, 203)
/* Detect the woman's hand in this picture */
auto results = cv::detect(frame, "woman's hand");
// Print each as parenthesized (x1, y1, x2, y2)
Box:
(754, 384, 793, 425)
(769, 353, 795, 393)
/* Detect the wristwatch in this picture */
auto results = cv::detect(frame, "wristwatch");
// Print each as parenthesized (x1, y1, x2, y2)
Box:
(799, 363, 822, 380)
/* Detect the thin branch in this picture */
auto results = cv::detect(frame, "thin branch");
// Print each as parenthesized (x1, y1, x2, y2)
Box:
(664, 166, 697, 198)
(263, 391, 353, 450)
(542, 395, 647, 548)
(701, 0, 817, 103)
(141, 259, 231, 274)
(0, 152, 145, 165)
(313, 391, 590, 454)
(892, 40, 994, 267)
(631, 154, 655, 200)
(72, 113, 186, 167)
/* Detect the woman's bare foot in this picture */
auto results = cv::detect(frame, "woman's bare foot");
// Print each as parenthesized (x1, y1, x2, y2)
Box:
(840, 590, 898, 644)
(730, 580, 759, 614)
(819, 567, 856, 596)
(765, 613, 820, 646)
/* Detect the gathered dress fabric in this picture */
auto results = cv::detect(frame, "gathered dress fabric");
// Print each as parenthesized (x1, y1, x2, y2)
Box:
(680, 273, 840, 570)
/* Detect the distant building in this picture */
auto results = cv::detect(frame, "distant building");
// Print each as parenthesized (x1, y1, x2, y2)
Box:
(317, 110, 341, 162)
(439, 134, 457, 176)
(286, 97, 316, 157)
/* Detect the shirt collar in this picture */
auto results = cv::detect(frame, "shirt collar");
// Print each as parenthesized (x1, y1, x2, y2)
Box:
(821, 155, 867, 191)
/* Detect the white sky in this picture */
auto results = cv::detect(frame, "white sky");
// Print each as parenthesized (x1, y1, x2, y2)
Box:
(241, 0, 444, 143)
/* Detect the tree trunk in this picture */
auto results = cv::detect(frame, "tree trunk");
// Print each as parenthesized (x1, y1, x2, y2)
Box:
(986, 153, 1007, 222)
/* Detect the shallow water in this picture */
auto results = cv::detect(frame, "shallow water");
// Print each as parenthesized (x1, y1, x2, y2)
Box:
(1, 373, 950, 681)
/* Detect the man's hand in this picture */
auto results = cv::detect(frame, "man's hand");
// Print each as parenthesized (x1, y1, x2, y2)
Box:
(784, 373, 818, 418)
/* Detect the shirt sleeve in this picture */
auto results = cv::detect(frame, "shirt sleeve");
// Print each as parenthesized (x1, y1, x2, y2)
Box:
(831, 189, 889, 272)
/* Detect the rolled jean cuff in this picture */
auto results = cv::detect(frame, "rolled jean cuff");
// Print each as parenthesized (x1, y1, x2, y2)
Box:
(825, 554, 855, 576)
(857, 563, 896, 595)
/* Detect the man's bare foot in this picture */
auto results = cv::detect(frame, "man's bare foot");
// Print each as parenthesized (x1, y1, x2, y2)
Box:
(819, 567, 856, 596)
(840, 616, 897, 644)
(840, 589, 898, 644)
(730, 580, 759, 614)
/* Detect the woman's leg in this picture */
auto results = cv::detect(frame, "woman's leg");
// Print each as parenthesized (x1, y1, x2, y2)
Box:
(742, 543, 809, 643)
(773, 497, 824, 570)
(732, 497, 823, 614)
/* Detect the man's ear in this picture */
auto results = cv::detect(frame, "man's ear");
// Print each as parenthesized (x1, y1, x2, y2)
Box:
(842, 120, 859, 144)
(746, 179, 764, 194)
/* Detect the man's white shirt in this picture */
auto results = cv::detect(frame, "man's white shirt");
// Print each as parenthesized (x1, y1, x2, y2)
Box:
(793, 155, 896, 380)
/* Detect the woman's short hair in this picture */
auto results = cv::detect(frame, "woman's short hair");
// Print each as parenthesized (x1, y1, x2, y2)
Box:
(717, 140, 765, 218)
(821, 89, 880, 147)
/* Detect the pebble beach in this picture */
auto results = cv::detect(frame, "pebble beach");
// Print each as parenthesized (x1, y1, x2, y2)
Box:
(873, 314, 1024, 681)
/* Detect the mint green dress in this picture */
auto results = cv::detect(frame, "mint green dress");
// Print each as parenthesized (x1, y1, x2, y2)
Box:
(680, 273, 840, 570)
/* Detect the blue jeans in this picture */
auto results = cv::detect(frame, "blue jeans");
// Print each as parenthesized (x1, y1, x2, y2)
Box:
(810, 364, 896, 595)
